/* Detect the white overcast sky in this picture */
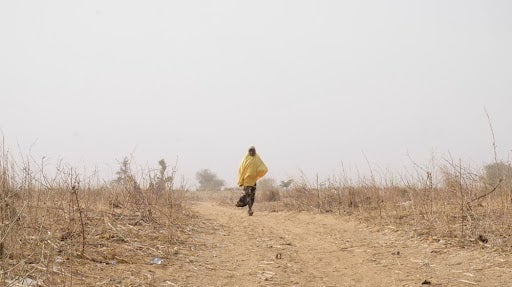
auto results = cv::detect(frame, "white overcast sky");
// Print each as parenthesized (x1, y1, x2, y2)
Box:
(1, 0, 511, 186)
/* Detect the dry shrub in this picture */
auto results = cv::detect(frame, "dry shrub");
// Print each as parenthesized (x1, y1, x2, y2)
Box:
(280, 183, 381, 214)
(257, 188, 280, 202)
(275, 163, 512, 250)
(0, 146, 191, 286)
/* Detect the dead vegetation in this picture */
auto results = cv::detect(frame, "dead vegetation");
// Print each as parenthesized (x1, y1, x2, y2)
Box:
(257, 161, 512, 251)
(2, 135, 511, 285)
(0, 145, 191, 286)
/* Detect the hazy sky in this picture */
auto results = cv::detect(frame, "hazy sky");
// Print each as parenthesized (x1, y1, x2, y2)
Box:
(1, 0, 511, 187)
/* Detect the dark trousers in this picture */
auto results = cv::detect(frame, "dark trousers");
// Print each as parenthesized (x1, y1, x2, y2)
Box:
(237, 186, 256, 210)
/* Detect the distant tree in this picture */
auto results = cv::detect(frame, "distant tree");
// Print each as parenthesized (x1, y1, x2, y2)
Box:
(279, 179, 294, 189)
(482, 161, 512, 186)
(258, 178, 277, 191)
(153, 159, 174, 193)
(114, 157, 131, 184)
(196, 169, 225, 191)
(113, 156, 140, 191)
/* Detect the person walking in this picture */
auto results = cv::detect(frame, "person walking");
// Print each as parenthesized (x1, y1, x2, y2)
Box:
(236, 146, 268, 216)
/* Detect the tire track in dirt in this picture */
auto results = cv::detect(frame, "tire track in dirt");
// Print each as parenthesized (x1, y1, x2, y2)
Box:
(153, 202, 511, 287)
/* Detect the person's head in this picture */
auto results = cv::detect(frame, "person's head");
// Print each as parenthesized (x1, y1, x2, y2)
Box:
(248, 146, 256, 156)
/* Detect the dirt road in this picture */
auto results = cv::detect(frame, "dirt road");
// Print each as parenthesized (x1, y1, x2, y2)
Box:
(151, 202, 511, 287)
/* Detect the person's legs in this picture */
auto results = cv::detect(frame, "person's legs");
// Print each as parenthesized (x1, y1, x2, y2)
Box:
(236, 186, 253, 207)
(246, 186, 256, 216)
(235, 193, 247, 207)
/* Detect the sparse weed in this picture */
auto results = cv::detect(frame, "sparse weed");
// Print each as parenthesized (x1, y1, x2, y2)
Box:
(277, 160, 512, 249)
(0, 143, 190, 286)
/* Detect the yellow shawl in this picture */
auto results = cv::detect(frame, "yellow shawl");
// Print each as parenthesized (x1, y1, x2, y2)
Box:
(238, 153, 268, 187)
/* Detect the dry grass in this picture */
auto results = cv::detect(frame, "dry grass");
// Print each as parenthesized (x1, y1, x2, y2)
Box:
(274, 167, 512, 250)
(256, 188, 281, 203)
(0, 147, 191, 286)
(3, 138, 511, 285)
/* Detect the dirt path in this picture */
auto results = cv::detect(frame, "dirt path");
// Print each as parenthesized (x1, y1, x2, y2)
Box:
(151, 202, 511, 287)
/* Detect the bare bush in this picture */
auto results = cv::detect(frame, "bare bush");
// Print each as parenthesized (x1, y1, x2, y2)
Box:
(0, 144, 191, 286)
(272, 160, 512, 250)
(257, 188, 281, 202)
(256, 178, 280, 202)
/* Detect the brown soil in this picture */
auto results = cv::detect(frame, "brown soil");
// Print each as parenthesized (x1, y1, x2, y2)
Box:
(134, 202, 512, 287)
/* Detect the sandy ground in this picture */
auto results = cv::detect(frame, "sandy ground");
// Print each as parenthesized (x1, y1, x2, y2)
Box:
(123, 201, 512, 287)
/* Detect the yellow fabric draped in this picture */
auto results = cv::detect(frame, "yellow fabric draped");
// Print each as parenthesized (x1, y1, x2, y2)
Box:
(237, 153, 268, 187)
